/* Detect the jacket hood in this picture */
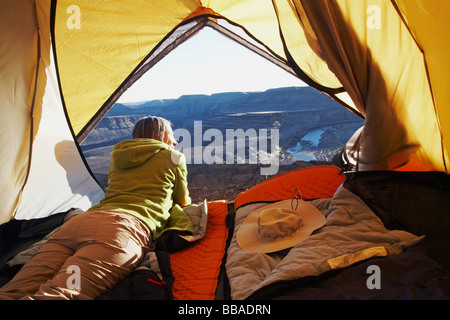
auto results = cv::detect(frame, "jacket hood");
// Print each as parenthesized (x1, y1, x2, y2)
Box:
(111, 138, 168, 169)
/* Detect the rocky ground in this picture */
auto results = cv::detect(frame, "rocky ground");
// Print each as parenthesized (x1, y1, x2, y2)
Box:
(187, 162, 308, 203)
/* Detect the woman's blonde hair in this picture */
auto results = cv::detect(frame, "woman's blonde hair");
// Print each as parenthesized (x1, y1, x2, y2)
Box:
(132, 116, 172, 141)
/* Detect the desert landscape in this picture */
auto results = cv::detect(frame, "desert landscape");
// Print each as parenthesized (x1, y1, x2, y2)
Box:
(81, 86, 363, 203)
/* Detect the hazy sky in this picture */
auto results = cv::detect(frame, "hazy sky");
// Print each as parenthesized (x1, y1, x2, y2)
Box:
(117, 27, 306, 103)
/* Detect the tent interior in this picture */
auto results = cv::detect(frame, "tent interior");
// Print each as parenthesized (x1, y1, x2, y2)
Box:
(1, 0, 450, 300)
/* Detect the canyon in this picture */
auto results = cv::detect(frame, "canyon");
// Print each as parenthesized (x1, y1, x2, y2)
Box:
(81, 86, 364, 202)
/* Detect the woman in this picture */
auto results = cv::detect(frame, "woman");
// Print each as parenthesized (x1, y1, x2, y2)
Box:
(0, 116, 191, 300)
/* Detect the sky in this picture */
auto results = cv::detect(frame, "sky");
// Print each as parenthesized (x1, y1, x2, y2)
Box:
(117, 27, 306, 104)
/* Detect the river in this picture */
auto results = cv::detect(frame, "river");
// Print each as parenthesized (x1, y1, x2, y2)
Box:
(286, 128, 324, 161)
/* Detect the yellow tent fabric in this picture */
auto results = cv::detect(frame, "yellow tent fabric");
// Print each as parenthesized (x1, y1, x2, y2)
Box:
(1, 0, 449, 224)
(281, 0, 445, 171)
(54, 0, 287, 137)
(395, 0, 450, 170)
(54, 0, 448, 172)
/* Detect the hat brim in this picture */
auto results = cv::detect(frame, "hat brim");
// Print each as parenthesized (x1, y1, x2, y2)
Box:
(236, 200, 326, 253)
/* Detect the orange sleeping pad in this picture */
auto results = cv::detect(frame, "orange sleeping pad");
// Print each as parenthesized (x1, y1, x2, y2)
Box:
(170, 200, 229, 300)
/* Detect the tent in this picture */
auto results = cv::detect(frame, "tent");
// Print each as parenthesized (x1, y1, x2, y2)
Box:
(1, 0, 449, 264)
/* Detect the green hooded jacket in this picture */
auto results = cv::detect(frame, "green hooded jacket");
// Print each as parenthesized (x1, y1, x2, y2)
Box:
(88, 138, 192, 239)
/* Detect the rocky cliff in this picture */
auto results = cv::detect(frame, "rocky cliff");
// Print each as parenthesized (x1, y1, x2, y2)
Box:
(82, 86, 363, 153)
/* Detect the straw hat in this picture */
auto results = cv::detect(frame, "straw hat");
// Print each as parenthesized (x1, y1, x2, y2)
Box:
(236, 199, 326, 253)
